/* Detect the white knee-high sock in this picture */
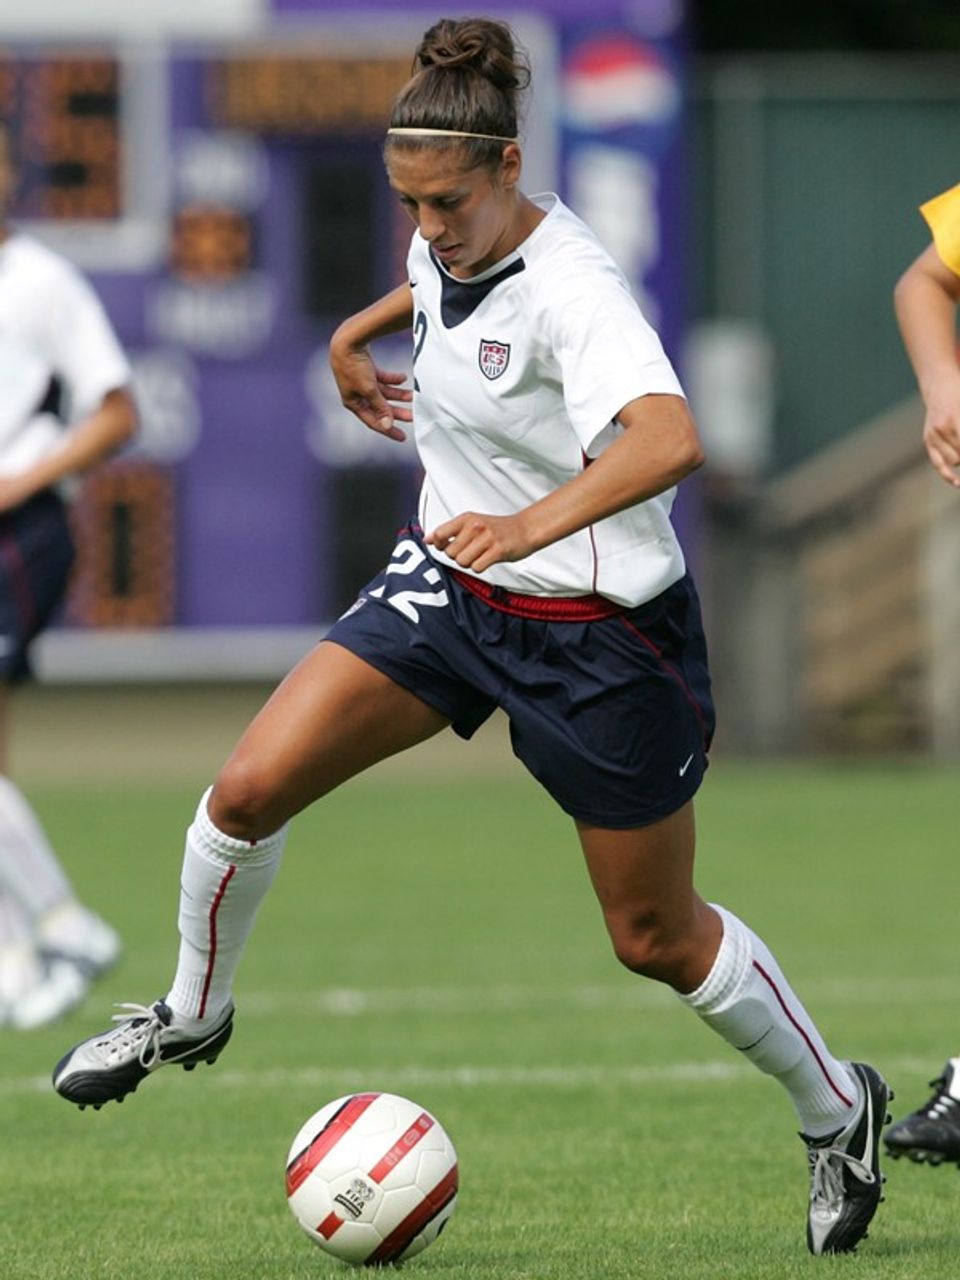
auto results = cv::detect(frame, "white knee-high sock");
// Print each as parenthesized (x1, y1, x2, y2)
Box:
(0, 776, 72, 919)
(166, 789, 287, 1025)
(0, 887, 43, 1002)
(679, 904, 860, 1137)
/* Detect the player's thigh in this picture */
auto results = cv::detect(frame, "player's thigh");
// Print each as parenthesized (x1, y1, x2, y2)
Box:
(212, 640, 450, 831)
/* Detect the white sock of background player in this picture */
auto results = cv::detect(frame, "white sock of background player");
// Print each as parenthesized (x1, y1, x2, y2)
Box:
(0, 775, 74, 922)
(0, 777, 119, 965)
(165, 788, 287, 1029)
(0, 886, 43, 1004)
(679, 904, 861, 1138)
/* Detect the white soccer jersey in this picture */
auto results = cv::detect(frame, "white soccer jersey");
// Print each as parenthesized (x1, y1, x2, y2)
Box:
(0, 234, 130, 479)
(409, 193, 686, 607)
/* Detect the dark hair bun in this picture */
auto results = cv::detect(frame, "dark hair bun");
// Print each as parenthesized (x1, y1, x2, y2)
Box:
(415, 18, 530, 94)
(387, 16, 531, 159)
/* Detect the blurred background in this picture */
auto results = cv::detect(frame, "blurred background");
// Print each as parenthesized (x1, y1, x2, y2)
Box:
(2, 0, 958, 772)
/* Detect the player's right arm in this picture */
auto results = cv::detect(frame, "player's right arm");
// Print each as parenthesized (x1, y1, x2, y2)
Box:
(895, 238, 960, 488)
(329, 283, 415, 442)
(0, 385, 137, 514)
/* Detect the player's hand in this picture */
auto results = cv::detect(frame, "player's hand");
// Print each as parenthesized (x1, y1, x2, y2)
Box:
(329, 342, 413, 443)
(426, 511, 534, 573)
(922, 369, 960, 488)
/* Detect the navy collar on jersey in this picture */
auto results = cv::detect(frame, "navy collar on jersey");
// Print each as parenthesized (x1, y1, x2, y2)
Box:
(430, 250, 526, 328)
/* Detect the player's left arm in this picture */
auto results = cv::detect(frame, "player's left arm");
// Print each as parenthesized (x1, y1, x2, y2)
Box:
(426, 393, 703, 573)
(0, 385, 137, 513)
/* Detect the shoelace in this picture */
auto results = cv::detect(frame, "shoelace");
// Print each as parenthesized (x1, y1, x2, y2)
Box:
(808, 1144, 876, 1212)
(95, 1002, 167, 1068)
(921, 1076, 959, 1120)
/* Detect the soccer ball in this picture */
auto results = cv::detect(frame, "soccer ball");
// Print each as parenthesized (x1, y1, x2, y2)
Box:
(285, 1091, 459, 1266)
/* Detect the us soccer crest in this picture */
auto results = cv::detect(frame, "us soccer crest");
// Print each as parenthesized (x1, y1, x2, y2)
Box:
(478, 339, 510, 381)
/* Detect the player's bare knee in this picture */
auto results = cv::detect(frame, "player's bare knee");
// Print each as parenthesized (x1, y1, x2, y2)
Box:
(208, 759, 277, 841)
(608, 915, 685, 984)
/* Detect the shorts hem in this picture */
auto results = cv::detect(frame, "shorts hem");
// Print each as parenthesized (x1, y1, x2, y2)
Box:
(554, 776, 706, 830)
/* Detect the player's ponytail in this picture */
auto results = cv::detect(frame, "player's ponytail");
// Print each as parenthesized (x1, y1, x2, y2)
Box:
(386, 17, 531, 168)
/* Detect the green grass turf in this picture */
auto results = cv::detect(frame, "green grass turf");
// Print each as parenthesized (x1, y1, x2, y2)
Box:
(0, 760, 957, 1278)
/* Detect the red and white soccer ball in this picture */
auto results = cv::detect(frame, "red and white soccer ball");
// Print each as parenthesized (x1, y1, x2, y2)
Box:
(285, 1092, 459, 1266)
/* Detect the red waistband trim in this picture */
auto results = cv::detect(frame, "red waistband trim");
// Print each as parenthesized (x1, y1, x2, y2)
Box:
(448, 567, 623, 621)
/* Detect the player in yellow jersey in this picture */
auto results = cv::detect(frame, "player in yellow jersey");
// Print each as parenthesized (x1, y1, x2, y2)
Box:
(893, 183, 960, 488)
(885, 183, 960, 1165)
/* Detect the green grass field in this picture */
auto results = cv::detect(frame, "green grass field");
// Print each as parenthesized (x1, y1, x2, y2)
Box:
(0, 734, 957, 1278)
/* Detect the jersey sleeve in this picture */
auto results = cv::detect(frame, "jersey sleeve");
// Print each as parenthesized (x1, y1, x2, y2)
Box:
(41, 258, 131, 419)
(920, 182, 960, 277)
(542, 254, 684, 456)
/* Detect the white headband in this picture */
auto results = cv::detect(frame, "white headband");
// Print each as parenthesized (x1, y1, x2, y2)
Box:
(386, 127, 519, 143)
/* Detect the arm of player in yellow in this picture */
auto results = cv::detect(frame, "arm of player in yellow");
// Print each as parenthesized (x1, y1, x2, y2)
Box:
(894, 243, 960, 488)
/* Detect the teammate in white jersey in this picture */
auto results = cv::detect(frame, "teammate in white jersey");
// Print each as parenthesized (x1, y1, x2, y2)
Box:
(52, 18, 889, 1256)
(0, 120, 136, 1028)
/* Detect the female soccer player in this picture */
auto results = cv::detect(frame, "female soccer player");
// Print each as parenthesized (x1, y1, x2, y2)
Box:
(884, 180, 960, 1165)
(0, 119, 136, 1028)
(53, 18, 889, 1256)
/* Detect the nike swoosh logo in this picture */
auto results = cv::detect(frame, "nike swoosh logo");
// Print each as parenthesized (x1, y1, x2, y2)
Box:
(678, 753, 695, 777)
(737, 1027, 774, 1053)
(853, 1069, 874, 1164)
(409, 280, 418, 288)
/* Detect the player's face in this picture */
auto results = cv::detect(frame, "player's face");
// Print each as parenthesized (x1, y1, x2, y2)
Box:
(387, 145, 522, 279)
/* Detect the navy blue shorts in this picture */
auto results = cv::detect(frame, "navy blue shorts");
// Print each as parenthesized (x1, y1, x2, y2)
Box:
(326, 524, 715, 829)
(0, 490, 75, 682)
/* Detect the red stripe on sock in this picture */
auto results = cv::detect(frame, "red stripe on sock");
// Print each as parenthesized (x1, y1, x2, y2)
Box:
(364, 1164, 459, 1266)
(286, 1093, 380, 1197)
(367, 1112, 435, 1184)
(198, 864, 237, 1019)
(752, 960, 854, 1109)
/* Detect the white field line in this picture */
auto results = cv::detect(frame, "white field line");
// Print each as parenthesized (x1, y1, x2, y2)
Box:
(240, 984, 675, 1016)
(5, 1055, 944, 1100)
(0, 1058, 783, 1098)
(234, 976, 958, 1018)
(6, 981, 950, 1099)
